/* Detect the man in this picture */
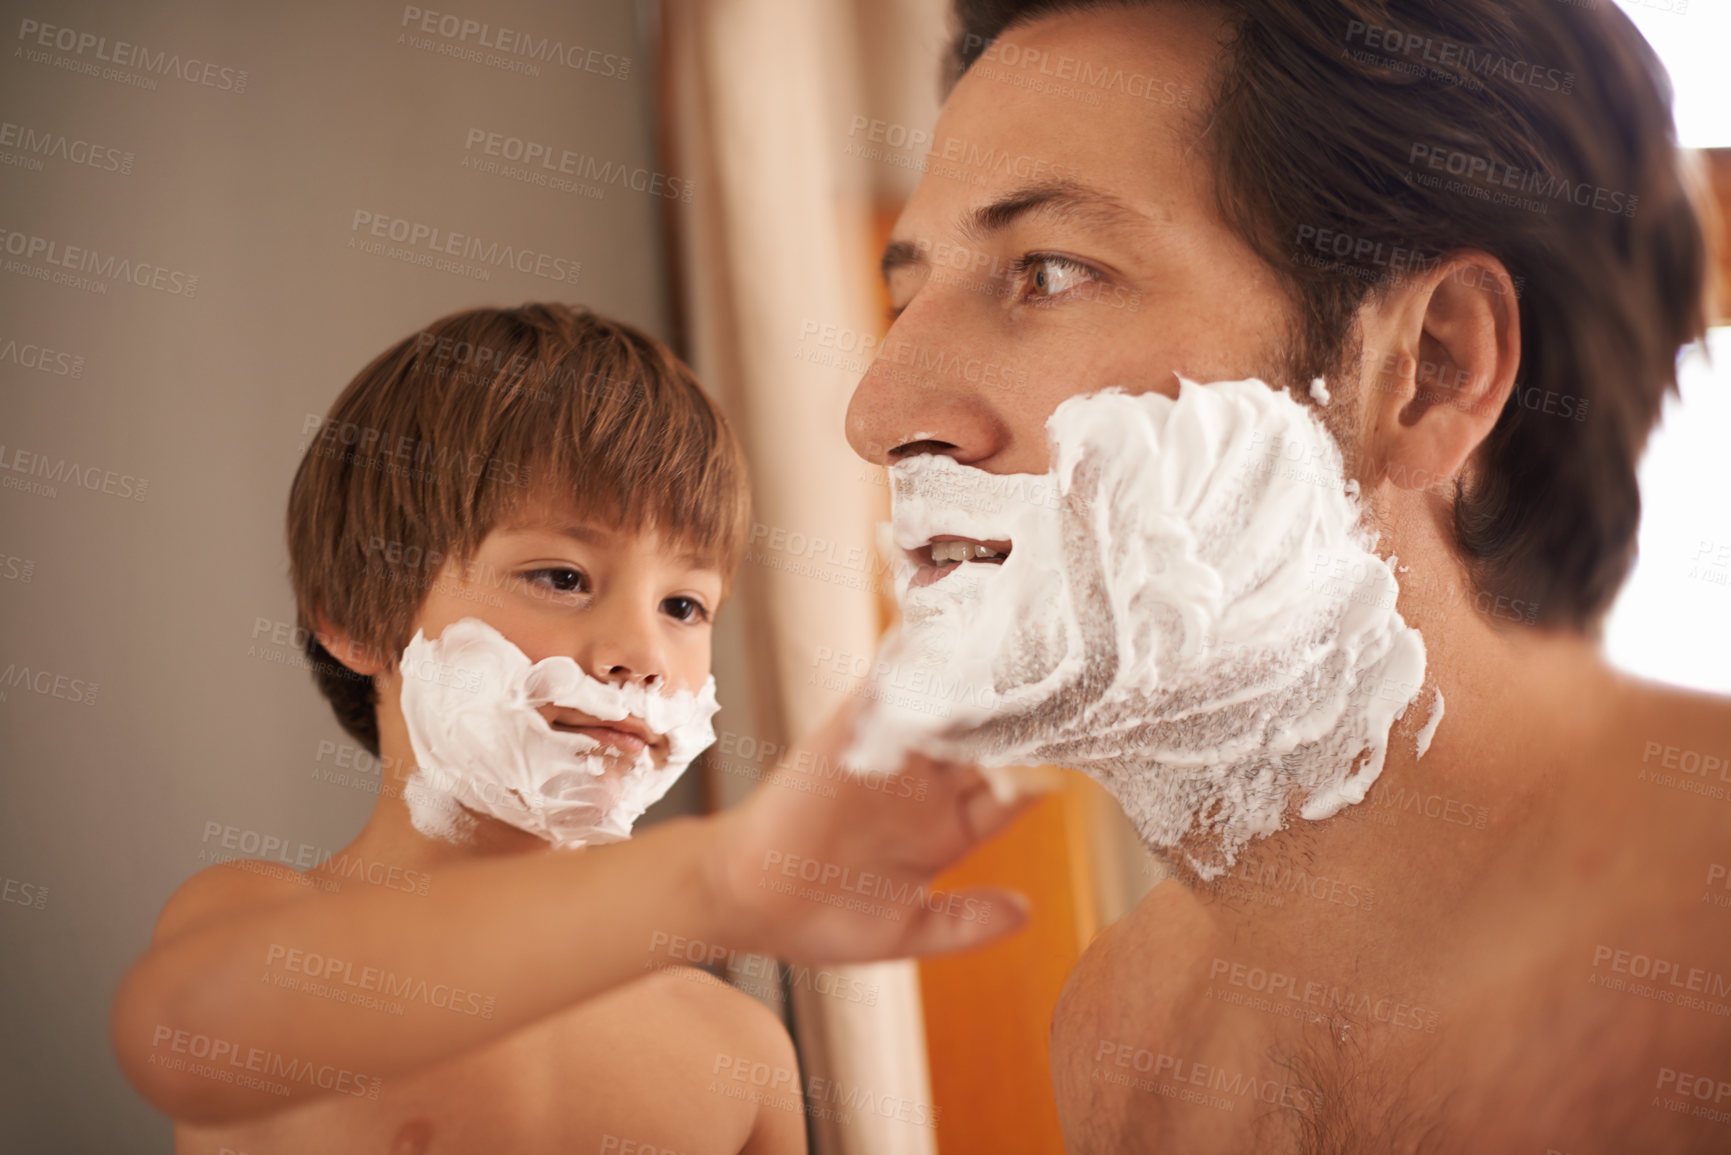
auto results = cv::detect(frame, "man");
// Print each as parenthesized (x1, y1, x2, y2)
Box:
(844, 1, 1729, 1150)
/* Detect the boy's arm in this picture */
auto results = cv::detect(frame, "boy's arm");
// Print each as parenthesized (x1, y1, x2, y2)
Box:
(708, 701, 1060, 965)
(111, 813, 728, 1125)
(736, 1004, 807, 1155)
(111, 705, 1049, 1126)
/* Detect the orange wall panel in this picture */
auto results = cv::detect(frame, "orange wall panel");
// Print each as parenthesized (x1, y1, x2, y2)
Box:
(920, 783, 1095, 1154)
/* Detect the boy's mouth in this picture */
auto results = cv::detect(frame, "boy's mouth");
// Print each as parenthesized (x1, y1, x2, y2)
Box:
(908, 535, 1012, 588)
(548, 709, 657, 755)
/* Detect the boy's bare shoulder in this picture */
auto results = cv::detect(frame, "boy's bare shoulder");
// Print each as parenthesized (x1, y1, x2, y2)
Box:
(557, 966, 803, 1155)
(630, 963, 798, 1057)
(151, 858, 322, 948)
(185, 963, 803, 1155)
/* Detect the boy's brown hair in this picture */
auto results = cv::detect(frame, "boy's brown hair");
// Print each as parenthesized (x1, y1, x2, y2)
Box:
(287, 303, 750, 755)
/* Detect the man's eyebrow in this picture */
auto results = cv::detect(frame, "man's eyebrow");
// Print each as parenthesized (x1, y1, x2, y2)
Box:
(965, 180, 1147, 241)
(879, 180, 1152, 280)
(881, 239, 923, 279)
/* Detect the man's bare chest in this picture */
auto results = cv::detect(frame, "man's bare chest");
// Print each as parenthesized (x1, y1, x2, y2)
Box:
(1052, 891, 1731, 1153)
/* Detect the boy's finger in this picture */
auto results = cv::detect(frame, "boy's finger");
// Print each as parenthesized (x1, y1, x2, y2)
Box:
(800, 695, 867, 759)
(977, 763, 1068, 806)
(899, 887, 1031, 957)
(961, 765, 1067, 844)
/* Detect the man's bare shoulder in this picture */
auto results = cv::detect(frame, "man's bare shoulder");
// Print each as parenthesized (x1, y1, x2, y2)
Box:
(1566, 679, 1731, 892)
(1050, 880, 1247, 1150)
(1055, 878, 1211, 1034)
(1616, 678, 1731, 812)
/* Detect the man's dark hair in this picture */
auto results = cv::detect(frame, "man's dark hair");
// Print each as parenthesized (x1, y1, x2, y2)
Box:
(948, 0, 1714, 633)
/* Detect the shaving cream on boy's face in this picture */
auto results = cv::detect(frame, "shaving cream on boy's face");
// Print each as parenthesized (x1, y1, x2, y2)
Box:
(398, 617, 720, 849)
(845, 379, 1429, 880)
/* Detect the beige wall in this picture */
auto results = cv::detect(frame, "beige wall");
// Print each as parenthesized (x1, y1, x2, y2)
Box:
(0, 0, 671, 1147)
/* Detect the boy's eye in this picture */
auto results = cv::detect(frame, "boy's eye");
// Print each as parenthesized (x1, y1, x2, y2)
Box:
(662, 595, 709, 623)
(525, 567, 589, 595)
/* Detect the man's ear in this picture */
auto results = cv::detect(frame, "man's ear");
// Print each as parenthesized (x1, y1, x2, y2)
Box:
(313, 612, 389, 676)
(1364, 252, 1522, 494)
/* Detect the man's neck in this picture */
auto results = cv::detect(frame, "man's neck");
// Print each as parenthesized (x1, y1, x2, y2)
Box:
(1191, 594, 1619, 966)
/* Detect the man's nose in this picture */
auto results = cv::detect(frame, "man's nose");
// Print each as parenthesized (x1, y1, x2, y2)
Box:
(844, 300, 1010, 468)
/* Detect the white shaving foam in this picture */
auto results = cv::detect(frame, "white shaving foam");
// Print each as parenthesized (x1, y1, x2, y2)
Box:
(844, 379, 1427, 879)
(1413, 686, 1445, 759)
(398, 618, 720, 849)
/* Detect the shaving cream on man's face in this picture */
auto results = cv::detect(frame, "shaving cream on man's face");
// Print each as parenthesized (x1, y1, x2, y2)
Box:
(845, 379, 1428, 880)
(398, 617, 719, 849)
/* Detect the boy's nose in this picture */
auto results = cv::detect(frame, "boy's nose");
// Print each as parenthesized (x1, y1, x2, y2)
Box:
(587, 626, 665, 689)
(596, 659, 660, 688)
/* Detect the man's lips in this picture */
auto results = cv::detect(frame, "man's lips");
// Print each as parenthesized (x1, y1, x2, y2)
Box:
(908, 534, 1012, 588)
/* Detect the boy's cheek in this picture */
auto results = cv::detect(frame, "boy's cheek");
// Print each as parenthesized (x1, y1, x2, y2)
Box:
(670, 649, 715, 698)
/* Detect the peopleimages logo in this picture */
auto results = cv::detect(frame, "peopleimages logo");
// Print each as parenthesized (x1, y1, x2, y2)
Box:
(0, 227, 198, 296)
(348, 210, 581, 285)
(461, 129, 692, 202)
(0, 662, 99, 706)
(0, 120, 134, 174)
(1344, 20, 1574, 94)
(1407, 143, 1638, 217)
(399, 6, 631, 80)
(15, 18, 248, 92)
(0, 443, 148, 501)
(0, 335, 84, 377)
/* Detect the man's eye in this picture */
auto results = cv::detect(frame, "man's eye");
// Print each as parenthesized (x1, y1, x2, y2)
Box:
(1014, 254, 1096, 300)
(662, 595, 709, 623)
(525, 567, 588, 594)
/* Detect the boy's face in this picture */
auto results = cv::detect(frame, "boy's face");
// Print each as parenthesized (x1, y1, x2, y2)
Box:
(408, 494, 724, 764)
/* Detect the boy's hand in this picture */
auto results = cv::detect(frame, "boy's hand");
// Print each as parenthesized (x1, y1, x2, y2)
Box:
(704, 700, 1062, 963)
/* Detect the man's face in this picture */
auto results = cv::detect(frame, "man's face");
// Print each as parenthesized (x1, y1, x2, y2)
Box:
(839, 6, 1444, 876)
(847, 4, 1302, 475)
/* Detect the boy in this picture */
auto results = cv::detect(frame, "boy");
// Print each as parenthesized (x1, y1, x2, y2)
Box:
(110, 304, 806, 1153)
